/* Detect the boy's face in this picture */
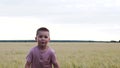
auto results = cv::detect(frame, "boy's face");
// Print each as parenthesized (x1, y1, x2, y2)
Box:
(35, 31, 50, 46)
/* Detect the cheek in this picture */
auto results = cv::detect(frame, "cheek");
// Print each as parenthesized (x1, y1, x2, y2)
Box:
(36, 38, 41, 41)
(47, 38, 50, 41)
(45, 39, 50, 43)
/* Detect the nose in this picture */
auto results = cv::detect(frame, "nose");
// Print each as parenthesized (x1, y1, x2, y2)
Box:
(41, 37, 45, 40)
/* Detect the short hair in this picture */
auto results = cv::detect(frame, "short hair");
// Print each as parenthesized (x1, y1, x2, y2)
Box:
(36, 27, 49, 35)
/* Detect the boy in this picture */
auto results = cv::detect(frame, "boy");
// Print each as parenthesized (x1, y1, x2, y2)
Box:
(25, 27, 60, 68)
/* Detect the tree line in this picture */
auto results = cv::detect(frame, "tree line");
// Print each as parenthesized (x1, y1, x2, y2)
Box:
(0, 40, 120, 43)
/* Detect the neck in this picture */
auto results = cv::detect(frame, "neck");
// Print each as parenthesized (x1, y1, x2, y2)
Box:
(38, 45, 48, 50)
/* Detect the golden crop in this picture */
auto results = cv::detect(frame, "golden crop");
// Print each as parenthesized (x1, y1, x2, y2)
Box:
(0, 42, 120, 68)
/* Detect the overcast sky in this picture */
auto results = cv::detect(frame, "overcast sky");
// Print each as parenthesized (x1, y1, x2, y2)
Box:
(0, 0, 120, 41)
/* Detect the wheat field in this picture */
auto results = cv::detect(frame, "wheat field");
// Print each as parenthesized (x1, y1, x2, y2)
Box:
(0, 42, 120, 68)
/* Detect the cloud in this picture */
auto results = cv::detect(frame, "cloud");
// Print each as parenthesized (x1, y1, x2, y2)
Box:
(0, 0, 120, 24)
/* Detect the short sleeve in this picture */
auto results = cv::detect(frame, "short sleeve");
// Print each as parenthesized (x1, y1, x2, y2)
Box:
(51, 49, 57, 64)
(26, 49, 33, 63)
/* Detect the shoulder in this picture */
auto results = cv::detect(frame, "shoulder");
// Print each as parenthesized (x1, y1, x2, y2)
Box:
(26, 46, 38, 57)
(48, 47, 55, 53)
(47, 47, 56, 56)
(29, 46, 38, 53)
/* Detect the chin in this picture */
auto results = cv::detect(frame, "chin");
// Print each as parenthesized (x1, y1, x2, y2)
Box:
(38, 44, 45, 46)
(41, 44, 46, 46)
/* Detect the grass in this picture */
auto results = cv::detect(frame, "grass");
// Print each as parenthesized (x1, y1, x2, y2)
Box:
(0, 42, 120, 68)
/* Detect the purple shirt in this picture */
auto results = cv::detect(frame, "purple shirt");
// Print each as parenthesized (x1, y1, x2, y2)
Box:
(26, 46, 57, 68)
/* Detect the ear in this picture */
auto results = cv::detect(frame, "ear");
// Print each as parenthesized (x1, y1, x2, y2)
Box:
(49, 37, 50, 41)
(35, 37, 37, 41)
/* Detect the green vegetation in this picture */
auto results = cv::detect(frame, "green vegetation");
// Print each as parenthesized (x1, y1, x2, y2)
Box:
(0, 42, 120, 68)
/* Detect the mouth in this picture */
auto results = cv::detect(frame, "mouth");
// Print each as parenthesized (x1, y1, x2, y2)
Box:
(41, 42, 45, 44)
(41, 42, 46, 45)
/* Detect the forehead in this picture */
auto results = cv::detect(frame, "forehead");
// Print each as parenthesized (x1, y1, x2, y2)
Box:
(37, 31, 49, 36)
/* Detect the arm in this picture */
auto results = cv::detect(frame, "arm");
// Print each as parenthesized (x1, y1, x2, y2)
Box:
(53, 60, 60, 68)
(51, 49, 60, 68)
(25, 48, 33, 68)
(25, 61, 31, 68)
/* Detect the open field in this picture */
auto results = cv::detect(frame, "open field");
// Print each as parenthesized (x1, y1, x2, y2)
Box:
(0, 42, 120, 68)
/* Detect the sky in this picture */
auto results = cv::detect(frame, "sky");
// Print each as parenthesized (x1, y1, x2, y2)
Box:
(0, 0, 120, 41)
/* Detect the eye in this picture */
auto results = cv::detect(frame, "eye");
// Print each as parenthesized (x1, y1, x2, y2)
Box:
(39, 35, 43, 38)
(44, 36, 48, 38)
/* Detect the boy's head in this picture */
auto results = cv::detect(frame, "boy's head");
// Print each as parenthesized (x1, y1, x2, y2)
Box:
(35, 27, 50, 46)
(36, 27, 49, 36)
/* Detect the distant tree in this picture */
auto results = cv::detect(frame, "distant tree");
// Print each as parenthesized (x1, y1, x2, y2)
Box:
(119, 40, 120, 43)
(110, 40, 117, 43)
